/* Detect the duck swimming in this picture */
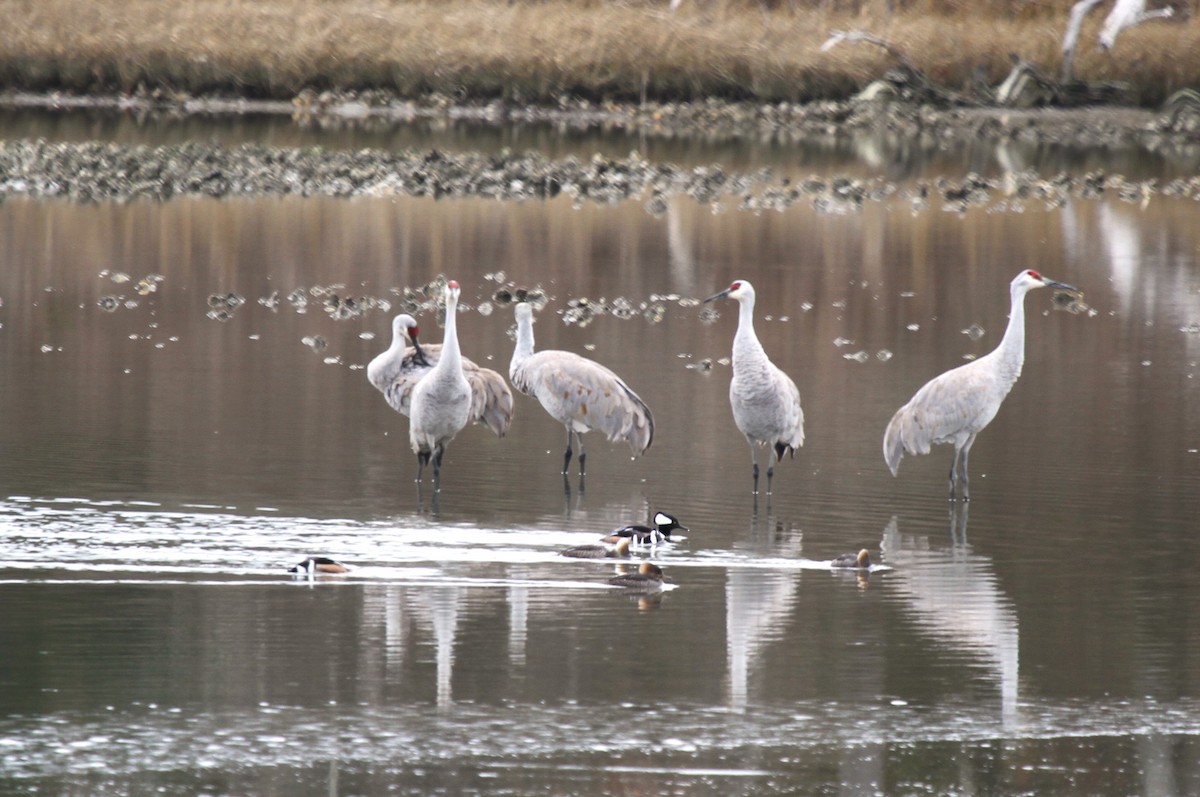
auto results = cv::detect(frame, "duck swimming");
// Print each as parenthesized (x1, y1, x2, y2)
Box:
(607, 561, 666, 591)
(830, 549, 872, 569)
(289, 557, 350, 575)
(559, 536, 632, 560)
(600, 511, 688, 547)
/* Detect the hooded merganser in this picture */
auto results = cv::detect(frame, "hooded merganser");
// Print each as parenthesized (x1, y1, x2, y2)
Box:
(289, 556, 350, 575)
(600, 511, 687, 547)
(559, 536, 632, 559)
(607, 561, 666, 591)
(831, 549, 871, 569)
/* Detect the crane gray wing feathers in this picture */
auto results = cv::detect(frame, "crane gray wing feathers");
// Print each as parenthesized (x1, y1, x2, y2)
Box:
(730, 361, 804, 451)
(775, 366, 805, 451)
(883, 361, 1005, 475)
(382, 344, 513, 437)
(513, 351, 654, 455)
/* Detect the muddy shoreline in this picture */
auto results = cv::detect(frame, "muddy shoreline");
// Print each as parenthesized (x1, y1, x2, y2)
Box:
(4, 88, 1198, 146)
(2, 91, 1199, 208)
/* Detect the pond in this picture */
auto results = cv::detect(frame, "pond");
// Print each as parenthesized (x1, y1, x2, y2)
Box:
(1, 112, 1199, 795)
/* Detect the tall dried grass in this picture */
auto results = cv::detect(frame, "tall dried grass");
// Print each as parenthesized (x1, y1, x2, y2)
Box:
(0, 0, 1195, 104)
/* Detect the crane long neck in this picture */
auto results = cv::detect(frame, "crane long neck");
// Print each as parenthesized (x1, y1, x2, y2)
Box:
(992, 282, 1029, 383)
(733, 295, 764, 361)
(437, 297, 463, 372)
(512, 310, 535, 366)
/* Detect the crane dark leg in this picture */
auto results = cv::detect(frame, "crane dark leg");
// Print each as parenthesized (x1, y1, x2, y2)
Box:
(562, 428, 574, 475)
(959, 437, 975, 502)
(766, 446, 779, 494)
(744, 439, 763, 494)
(416, 448, 431, 484)
(947, 450, 959, 502)
(577, 432, 587, 476)
(748, 439, 760, 494)
(432, 444, 445, 492)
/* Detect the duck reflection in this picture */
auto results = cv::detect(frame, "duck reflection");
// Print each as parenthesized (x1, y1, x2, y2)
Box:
(725, 508, 803, 712)
(882, 507, 1020, 727)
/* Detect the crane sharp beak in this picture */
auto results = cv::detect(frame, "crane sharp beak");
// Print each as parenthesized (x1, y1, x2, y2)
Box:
(702, 289, 730, 303)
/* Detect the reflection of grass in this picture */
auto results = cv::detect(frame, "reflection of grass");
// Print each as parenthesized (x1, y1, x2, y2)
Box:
(0, 0, 1195, 104)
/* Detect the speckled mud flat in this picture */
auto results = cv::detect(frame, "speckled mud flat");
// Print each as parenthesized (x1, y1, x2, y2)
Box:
(1, 134, 1198, 211)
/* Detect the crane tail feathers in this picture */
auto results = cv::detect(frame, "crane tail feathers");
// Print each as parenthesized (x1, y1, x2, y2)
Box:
(467, 368, 515, 438)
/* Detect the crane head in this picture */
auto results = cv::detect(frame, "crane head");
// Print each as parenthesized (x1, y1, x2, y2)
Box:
(1015, 269, 1079, 294)
(703, 279, 754, 304)
(394, 314, 419, 344)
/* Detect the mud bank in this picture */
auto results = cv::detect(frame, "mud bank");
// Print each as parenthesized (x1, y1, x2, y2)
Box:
(3, 89, 1200, 151)
(2, 136, 1198, 212)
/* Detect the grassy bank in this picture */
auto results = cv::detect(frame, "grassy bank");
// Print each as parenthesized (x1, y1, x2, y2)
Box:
(1, 1, 1196, 106)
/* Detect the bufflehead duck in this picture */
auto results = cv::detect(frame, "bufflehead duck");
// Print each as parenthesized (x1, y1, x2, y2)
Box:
(560, 536, 632, 559)
(831, 549, 871, 569)
(601, 511, 687, 547)
(608, 561, 666, 591)
(289, 557, 350, 575)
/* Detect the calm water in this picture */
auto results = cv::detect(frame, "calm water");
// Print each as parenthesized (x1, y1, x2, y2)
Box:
(2, 115, 1200, 796)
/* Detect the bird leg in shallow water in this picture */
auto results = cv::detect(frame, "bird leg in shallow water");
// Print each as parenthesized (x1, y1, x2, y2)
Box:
(561, 429, 587, 476)
(432, 444, 446, 492)
(949, 437, 975, 502)
(415, 449, 432, 484)
(747, 436, 761, 494)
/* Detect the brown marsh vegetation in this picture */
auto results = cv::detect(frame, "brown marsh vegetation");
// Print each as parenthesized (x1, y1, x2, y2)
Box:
(0, 0, 1196, 105)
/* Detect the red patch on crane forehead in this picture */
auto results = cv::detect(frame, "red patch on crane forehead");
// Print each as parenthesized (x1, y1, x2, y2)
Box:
(448, 280, 460, 289)
(730, 280, 742, 290)
(1025, 269, 1043, 280)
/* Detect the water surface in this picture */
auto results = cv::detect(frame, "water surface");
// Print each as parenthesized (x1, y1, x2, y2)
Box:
(2, 122, 1199, 795)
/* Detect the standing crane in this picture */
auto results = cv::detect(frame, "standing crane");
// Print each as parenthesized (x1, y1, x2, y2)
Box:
(509, 301, 654, 476)
(408, 281, 473, 490)
(368, 313, 513, 438)
(883, 269, 1079, 501)
(704, 279, 805, 495)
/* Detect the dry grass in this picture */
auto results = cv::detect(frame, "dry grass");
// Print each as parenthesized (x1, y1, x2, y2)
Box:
(0, 0, 1196, 104)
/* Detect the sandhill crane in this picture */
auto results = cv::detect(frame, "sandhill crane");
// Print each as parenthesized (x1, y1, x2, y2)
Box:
(703, 279, 805, 495)
(409, 281, 473, 490)
(368, 313, 513, 437)
(509, 301, 654, 476)
(883, 269, 1079, 501)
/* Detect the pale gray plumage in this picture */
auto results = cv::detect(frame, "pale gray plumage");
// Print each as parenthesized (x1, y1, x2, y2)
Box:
(703, 279, 804, 495)
(1061, 0, 1174, 80)
(883, 269, 1078, 501)
(368, 313, 513, 437)
(509, 301, 654, 476)
(409, 281, 473, 490)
